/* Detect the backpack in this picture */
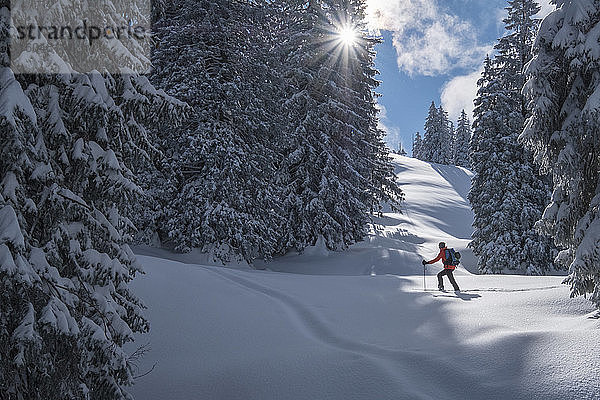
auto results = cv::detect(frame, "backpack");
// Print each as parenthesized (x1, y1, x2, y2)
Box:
(444, 248, 461, 266)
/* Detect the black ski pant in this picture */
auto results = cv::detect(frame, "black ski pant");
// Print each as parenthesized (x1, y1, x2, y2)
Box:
(437, 269, 460, 291)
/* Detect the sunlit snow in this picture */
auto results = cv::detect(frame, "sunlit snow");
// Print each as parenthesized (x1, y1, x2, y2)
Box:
(129, 156, 599, 400)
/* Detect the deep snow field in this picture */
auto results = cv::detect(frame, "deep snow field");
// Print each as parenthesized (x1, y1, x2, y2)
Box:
(129, 155, 600, 400)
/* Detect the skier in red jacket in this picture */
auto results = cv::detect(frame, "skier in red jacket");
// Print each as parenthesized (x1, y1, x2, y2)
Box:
(422, 242, 460, 291)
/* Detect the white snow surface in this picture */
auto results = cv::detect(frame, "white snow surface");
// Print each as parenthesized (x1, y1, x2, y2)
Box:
(129, 155, 599, 400)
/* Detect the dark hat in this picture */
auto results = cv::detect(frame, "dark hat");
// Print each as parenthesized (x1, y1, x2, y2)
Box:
(438, 242, 446, 248)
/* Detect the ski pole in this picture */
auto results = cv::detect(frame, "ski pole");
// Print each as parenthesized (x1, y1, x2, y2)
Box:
(423, 263, 426, 291)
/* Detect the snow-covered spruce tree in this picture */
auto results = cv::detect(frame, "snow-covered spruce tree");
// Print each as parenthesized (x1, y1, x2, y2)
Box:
(421, 101, 453, 165)
(0, 1, 183, 398)
(522, 0, 600, 307)
(454, 110, 472, 168)
(332, 0, 404, 217)
(450, 119, 457, 164)
(420, 101, 438, 162)
(151, 0, 283, 261)
(469, 0, 556, 275)
(412, 132, 423, 159)
(277, 0, 402, 252)
(470, 57, 524, 273)
(469, 56, 494, 167)
(437, 105, 453, 165)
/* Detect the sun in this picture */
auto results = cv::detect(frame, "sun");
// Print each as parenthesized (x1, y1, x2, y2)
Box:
(337, 25, 358, 47)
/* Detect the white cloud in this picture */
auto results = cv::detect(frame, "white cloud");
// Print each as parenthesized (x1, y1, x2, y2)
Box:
(437, 0, 555, 122)
(440, 67, 483, 122)
(366, 0, 490, 76)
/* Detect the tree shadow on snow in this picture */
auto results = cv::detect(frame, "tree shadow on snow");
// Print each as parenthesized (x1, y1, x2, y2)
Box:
(430, 164, 472, 203)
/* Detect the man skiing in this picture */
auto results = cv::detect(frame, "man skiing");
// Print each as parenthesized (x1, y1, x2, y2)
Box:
(422, 242, 460, 292)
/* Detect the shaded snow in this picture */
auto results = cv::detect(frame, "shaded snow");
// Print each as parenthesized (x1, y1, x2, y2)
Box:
(128, 156, 598, 400)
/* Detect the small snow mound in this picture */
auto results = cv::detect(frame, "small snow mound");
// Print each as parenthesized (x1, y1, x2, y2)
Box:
(302, 236, 330, 257)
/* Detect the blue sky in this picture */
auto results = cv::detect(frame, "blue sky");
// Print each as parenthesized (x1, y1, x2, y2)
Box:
(367, 0, 554, 153)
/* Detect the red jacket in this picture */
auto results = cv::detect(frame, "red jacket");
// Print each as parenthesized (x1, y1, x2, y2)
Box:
(426, 248, 455, 270)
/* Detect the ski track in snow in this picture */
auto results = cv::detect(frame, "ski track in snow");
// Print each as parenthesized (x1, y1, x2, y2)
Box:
(204, 267, 440, 396)
(206, 267, 422, 360)
(415, 286, 563, 293)
(463, 286, 563, 293)
(203, 267, 516, 400)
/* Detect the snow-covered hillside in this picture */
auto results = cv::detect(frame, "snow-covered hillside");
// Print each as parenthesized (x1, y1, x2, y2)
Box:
(129, 156, 599, 400)
(255, 154, 478, 276)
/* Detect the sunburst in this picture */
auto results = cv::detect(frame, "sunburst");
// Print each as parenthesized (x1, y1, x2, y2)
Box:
(304, 15, 364, 82)
(337, 25, 358, 47)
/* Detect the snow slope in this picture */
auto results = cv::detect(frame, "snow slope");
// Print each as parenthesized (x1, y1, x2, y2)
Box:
(129, 156, 599, 400)
(254, 154, 478, 276)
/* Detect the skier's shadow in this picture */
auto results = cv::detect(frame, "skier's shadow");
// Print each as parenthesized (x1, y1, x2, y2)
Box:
(456, 292, 481, 301)
(433, 292, 481, 301)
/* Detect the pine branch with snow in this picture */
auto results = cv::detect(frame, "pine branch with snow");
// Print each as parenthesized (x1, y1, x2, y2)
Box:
(522, 0, 600, 308)
(0, 0, 184, 397)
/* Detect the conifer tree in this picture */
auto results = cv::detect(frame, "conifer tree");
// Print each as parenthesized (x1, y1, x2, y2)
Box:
(437, 105, 453, 165)
(421, 102, 453, 165)
(454, 110, 472, 168)
(0, 0, 183, 398)
(421, 101, 438, 163)
(448, 120, 456, 162)
(148, 0, 402, 259)
(151, 0, 283, 261)
(469, 56, 494, 168)
(469, 0, 556, 275)
(412, 132, 423, 159)
(522, 0, 600, 307)
(277, 0, 402, 251)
